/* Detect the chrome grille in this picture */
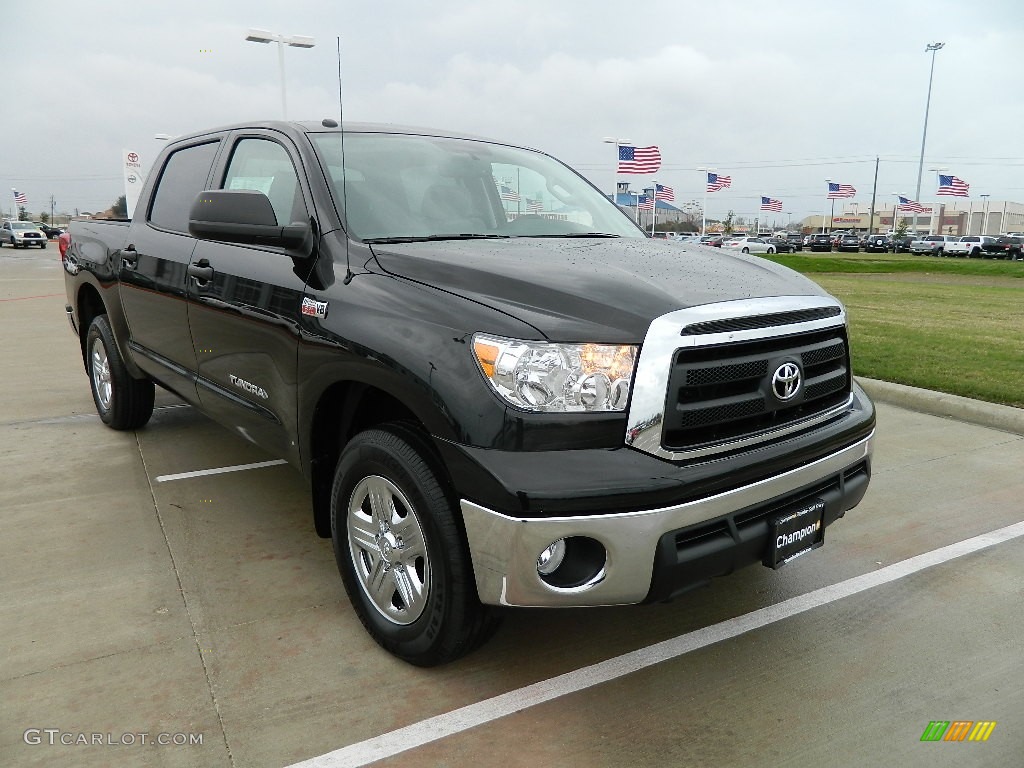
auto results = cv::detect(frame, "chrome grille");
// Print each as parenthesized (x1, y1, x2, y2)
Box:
(662, 328, 851, 451)
(624, 296, 853, 462)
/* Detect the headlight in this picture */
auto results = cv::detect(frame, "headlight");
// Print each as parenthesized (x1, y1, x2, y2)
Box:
(472, 333, 636, 412)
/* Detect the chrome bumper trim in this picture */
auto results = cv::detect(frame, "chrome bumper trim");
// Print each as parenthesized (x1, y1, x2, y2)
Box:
(461, 429, 873, 608)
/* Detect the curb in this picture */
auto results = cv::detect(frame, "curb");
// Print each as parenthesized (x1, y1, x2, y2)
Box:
(856, 377, 1024, 437)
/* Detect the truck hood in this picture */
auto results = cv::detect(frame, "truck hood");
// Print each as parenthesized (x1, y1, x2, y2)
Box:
(369, 238, 828, 343)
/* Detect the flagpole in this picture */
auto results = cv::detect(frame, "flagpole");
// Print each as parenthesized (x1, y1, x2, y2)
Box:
(701, 169, 708, 236)
(650, 184, 657, 237)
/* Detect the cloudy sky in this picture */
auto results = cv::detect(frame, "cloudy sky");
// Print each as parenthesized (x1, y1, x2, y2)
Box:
(4, 0, 1022, 223)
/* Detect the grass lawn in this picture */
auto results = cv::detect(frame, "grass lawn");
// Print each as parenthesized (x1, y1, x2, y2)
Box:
(761, 253, 1024, 408)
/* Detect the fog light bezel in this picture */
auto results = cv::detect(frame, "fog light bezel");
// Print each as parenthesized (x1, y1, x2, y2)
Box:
(536, 536, 607, 590)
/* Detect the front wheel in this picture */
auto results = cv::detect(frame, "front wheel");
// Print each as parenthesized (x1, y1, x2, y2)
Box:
(766, 247, 775, 254)
(331, 424, 500, 666)
(86, 315, 155, 429)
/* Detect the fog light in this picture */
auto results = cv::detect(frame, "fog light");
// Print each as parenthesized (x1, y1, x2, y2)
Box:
(537, 539, 567, 576)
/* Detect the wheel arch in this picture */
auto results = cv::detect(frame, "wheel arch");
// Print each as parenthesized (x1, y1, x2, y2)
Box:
(307, 380, 455, 539)
(76, 282, 107, 371)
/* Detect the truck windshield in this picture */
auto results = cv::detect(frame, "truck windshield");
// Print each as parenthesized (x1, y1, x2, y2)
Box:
(310, 132, 644, 242)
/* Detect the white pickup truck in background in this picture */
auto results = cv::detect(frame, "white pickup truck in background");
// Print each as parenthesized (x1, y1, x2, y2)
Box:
(944, 235, 996, 257)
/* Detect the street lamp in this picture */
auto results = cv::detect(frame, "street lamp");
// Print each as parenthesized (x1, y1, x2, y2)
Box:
(245, 28, 316, 119)
(979, 193, 990, 236)
(913, 42, 945, 236)
(603, 137, 630, 205)
(825, 178, 834, 234)
(696, 166, 714, 235)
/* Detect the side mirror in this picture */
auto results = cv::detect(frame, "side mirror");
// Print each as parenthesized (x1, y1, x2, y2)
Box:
(188, 189, 310, 250)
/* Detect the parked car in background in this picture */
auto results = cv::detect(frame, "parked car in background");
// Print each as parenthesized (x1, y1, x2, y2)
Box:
(673, 233, 702, 243)
(944, 235, 995, 258)
(981, 235, 1023, 259)
(0, 220, 48, 248)
(722, 236, 776, 254)
(863, 234, 891, 253)
(785, 233, 805, 251)
(890, 234, 915, 253)
(700, 234, 725, 247)
(909, 234, 954, 256)
(808, 233, 833, 252)
(765, 236, 798, 253)
(836, 234, 861, 253)
(37, 223, 64, 239)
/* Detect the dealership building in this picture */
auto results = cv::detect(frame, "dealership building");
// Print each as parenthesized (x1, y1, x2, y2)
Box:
(801, 200, 1024, 236)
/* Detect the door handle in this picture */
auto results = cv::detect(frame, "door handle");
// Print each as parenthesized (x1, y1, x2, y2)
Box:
(187, 260, 215, 284)
(120, 246, 137, 270)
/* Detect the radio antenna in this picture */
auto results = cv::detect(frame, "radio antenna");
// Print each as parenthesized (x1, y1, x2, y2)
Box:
(337, 36, 353, 285)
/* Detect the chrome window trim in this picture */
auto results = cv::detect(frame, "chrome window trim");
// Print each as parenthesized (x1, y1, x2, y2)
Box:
(625, 296, 849, 461)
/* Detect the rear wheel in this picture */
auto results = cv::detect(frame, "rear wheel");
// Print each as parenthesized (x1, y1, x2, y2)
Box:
(741, 247, 750, 254)
(331, 423, 500, 666)
(86, 315, 155, 430)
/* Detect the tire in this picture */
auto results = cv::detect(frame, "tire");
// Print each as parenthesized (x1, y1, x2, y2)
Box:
(40, 241, 47, 249)
(741, 247, 749, 254)
(331, 423, 500, 666)
(86, 315, 155, 430)
(766, 247, 775, 254)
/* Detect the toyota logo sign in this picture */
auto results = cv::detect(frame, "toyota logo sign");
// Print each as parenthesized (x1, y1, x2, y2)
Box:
(771, 362, 802, 401)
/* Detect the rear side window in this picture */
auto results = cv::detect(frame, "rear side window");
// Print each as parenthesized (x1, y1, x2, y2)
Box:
(148, 142, 220, 233)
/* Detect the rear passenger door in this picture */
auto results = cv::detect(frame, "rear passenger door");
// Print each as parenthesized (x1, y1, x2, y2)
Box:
(186, 131, 316, 463)
(119, 138, 223, 402)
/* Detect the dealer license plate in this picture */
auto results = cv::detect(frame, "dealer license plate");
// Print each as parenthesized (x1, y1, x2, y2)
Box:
(764, 498, 825, 569)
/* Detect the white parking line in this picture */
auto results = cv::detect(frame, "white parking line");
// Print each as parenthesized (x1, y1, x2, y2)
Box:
(155, 459, 288, 483)
(285, 519, 1024, 768)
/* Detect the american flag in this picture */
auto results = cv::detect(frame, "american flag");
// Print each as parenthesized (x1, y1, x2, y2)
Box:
(760, 196, 783, 212)
(937, 174, 969, 197)
(654, 183, 674, 202)
(897, 195, 931, 213)
(526, 198, 543, 213)
(827, 182, 856, 199)
(12, 189, 27, 206)
(706, 173, 731, 192)
(498, 184, 520, 202)
(637, 194, 654, 211)
(617, 145, 661, 174)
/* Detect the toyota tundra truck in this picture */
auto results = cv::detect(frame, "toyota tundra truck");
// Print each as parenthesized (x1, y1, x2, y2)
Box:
(63, 121, 875, 665)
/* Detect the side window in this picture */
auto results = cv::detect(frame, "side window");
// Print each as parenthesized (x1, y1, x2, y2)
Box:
(222, 139, 306, 227)
(148, 142, 220, 233)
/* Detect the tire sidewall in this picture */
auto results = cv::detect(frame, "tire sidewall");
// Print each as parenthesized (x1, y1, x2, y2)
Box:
(330, 430, 461, 661)
(86, 316, 117, 425)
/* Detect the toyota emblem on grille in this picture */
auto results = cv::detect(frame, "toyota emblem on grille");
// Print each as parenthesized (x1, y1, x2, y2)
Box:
(771, 362, 802, 401)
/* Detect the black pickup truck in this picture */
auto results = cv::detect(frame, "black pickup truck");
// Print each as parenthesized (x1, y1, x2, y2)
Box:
(64, 121, 875, 665)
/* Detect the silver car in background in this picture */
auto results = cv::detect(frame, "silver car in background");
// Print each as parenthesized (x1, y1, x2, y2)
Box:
(722, 236, 777, 254)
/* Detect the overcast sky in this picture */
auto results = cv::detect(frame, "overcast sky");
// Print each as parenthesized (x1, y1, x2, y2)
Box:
(3, 0, 1022, 223)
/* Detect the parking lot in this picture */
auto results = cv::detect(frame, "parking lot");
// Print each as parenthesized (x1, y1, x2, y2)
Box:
(2, 248, 1023, 767)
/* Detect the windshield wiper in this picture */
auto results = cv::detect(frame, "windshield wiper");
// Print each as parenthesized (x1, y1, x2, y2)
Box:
(516, 232, 621, 239)
(364, 234, 511, 244)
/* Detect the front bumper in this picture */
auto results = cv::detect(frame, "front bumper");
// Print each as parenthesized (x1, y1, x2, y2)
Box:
(461, 430, 874, 607)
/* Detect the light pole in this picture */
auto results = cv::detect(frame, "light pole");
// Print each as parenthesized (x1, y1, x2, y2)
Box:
(696, 166, 713, 235)
(603, 137, 630, 206)
(245, 28, 316, 119)
(825, 178, 834, 235)
(913, 42, 945, 236)
(979, 194, 990, 236)
(602, 137, 626, 205)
